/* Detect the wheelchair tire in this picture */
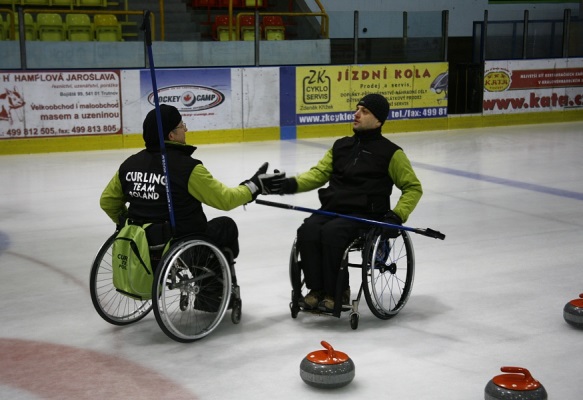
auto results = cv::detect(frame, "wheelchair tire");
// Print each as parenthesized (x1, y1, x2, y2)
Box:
(152, 239, 232, 342)
(89, 233, 153, 326)
(231, 298, 242, 324)
(362, 231, 415, 320)
(289, 238, 304, 317)
(350, 312, 359, 330)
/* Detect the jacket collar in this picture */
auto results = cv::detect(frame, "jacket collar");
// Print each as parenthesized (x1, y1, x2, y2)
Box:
(147, 141, 197, 156)
(353, 126, 383, 142)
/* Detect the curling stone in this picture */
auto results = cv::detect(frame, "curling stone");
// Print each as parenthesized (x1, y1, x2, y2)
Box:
(563, 293, 583, 329)
(300, 341, 355, 389)
(484, 366, 547, 400)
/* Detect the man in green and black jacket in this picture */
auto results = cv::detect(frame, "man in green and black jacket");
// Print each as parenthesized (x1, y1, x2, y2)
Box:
(100, 104, 282, 258)
(278, 94, 423, 312)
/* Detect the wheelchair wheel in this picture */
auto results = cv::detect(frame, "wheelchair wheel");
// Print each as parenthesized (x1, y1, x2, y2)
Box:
(350, 312, 359, 330)
(362, 230, 415, 320)
(152, 239, 232, 342)
(231, 298, 242, 324)
(89, 233, 153, 325)
(289, 238, 303, 318)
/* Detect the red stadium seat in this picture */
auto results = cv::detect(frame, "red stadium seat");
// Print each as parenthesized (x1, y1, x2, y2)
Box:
(213, 14, 235, 41)
(262, 15, 285, 40)
(239, 14, 257, 41)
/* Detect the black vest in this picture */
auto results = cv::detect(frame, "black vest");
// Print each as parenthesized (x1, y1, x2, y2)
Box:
(318, 127, 401, 216)
(118, 143, 206, 237)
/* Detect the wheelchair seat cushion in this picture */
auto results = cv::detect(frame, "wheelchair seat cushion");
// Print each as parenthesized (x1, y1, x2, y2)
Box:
(145, 222, 173, 247)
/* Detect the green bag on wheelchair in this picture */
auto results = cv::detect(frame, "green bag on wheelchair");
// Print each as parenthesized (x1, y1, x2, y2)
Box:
(112, 222, 153, 300)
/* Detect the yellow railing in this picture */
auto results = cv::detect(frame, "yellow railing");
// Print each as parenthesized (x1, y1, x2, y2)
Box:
(120, 0, 164, 41)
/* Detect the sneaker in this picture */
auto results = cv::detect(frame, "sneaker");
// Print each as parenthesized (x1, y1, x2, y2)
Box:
(319, 294, 335, 312)
(301, 289, 323, 309)
(319, 289, 351, 312)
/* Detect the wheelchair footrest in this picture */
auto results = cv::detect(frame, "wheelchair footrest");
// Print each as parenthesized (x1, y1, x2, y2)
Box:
(299, 305, 352, 317)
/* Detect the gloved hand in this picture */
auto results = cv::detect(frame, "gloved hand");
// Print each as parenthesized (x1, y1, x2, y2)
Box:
(382, 210, 402, 238)
(276, 177, 298, 195)
(242, 162, 287, 200)
(257, 168, 286, 195)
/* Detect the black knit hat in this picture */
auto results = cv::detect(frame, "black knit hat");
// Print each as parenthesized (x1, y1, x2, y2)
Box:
(357, 94, 390, 125)
(142, 104, 182, 149)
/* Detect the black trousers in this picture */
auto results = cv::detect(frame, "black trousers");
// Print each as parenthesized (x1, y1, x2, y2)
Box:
(205, 216, 240, 259)
(145, 216, 239, 260)
(296, 214, 362, 297)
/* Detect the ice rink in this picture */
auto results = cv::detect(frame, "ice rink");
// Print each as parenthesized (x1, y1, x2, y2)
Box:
(1, 121, 582, 399)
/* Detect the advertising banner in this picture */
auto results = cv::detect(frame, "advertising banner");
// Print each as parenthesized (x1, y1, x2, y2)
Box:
(139, 68, 232, 131)
(295, 63, 448, 125)
(0, 70, 121, 138)
(483, 59, 583, 114)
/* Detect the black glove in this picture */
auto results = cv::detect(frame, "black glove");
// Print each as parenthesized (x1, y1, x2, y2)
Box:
(241, 162, 286, 200)
(280, 177, 298, 195)
(382, 210, 402, 238)
(257, 168, 286, 195)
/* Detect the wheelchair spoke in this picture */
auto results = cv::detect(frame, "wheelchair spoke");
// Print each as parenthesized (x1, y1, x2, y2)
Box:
(90, 233, 153, 325)
(153, 239, 232, 342)
(363, 232, 415, 320)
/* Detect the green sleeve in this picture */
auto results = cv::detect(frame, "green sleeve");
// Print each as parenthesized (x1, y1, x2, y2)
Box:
(99, 170, 127, 224)
(389, 150, 423, 223)
(294, 148, 333, 192)
(187, 164, 253, 210)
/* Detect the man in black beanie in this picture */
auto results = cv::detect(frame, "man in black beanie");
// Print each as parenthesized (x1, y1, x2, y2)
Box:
(100, 104, 284, 259)
(272, 93, 422, 312)
(142, 104, 183, 150)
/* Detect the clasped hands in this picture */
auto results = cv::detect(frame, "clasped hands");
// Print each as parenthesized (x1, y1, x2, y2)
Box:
(242, 162, 290, 200)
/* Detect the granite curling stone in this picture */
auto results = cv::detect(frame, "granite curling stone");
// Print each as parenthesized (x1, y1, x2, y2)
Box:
(484, 366, 547, 400)
(300, 341, 355, 389)
(563, 293, 583, 329)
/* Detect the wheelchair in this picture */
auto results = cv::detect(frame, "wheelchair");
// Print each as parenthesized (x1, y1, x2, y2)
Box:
(89, 231, 242, 343)
(289, 228, 415, 330)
